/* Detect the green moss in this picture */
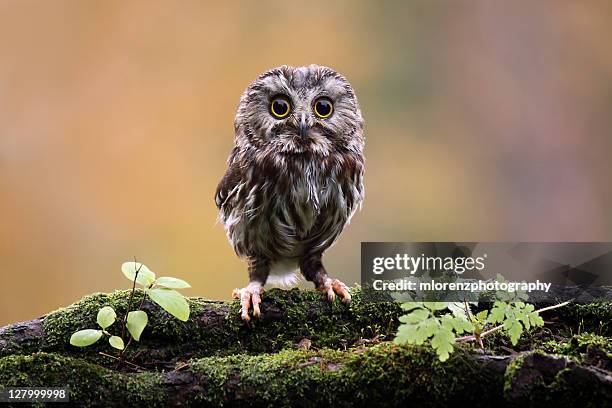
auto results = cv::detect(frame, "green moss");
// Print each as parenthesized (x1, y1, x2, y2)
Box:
(225, 288, 401, 353)
(43, 290, 138, 349)
(540, 332, 612, 369)
(550, 333, 611, 355)
(1, 344, 609, 407)
(503, 354, 527, 397)
(1, 345, 499, 408)
(0, 352, 165, 407)
(33, 288, 402, 367)
(559, 301, 611, 335)
(187, 343, 503, 407)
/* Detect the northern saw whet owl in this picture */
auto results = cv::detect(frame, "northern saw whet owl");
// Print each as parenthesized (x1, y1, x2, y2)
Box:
(215, 65, 364, 321)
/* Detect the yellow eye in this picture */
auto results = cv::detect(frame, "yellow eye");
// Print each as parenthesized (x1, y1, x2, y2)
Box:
(270, 96, 291, 118)
(313, 97, 333, 118)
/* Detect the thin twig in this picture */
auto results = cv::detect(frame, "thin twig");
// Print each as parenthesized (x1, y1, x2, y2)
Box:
(534, 300, 572, 314)
(117, 282, 153, 368)
(138, 286, 150, 309)
(100, 352, 145, 371)
(116, 257, 142, 368)
(121, 257, 141, 341)
(456, 300, 572, 343)
(499, 346, 517, 354)
(172, 363, 190, 372)
(123, 337, 133, 353)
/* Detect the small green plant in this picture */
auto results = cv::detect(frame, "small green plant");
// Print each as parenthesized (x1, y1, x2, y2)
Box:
(486, 300, 544, 344)
(70, 261, 191, 360)
(393, 302, 474, 361)
(394, 299, 569, 362)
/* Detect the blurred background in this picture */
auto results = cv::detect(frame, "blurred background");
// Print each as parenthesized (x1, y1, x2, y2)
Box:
(1, 0, 611, 325)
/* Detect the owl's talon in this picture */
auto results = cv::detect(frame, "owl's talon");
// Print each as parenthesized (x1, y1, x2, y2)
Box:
(233, 282, 263, 321)
(319, 278, 351, 304)
(332, 279, 352, 303)
(326, 287, 336, 302)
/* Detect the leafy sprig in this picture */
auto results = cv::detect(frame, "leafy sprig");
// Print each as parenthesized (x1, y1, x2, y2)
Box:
(393, 302, 474, 361)
(487, 301, 544, 345)
(394, 300, 569, 361)
(69, 261, 191, 364)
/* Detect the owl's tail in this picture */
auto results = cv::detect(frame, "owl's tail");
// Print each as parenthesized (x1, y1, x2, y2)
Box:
(267, 259, 301, 288)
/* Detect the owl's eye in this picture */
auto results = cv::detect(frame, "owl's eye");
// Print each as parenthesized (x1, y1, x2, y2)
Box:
(270, 96, 291, 119)
(313, 97, 333, 119)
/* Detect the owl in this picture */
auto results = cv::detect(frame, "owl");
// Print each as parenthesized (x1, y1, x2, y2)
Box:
(215, 65, 365, 321)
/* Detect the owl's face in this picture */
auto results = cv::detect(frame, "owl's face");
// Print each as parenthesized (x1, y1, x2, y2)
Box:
(234, 65, 363, 156)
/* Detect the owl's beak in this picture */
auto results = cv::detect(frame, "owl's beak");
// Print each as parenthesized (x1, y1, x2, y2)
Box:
(298, 113, 310, 137)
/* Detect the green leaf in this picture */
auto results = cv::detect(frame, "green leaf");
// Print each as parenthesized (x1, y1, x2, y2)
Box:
(476, 310, 489, 322)
(394, 313, 440, 346)
(446, 302, 469, 318)
(423, 302, 447, 311)
(519, 314, 531, 330)
(395, 307, 476, 362)
(155, 276, 191, 289)
(416, 319, 439, 344)
(400, 302, 424, 312)
(431, 330, 455, 362)
(109, 336, 125, 350)
(398, 308, 430, 324)
(70, 329, 103, 347)
(487, 301, 507, 324)
(148, 288, 190, 321)
(394, 324, 418, 345)
(504, 320, 523, 345)
(126, 310, 148, 341)
(529, 313, 544, 327)
(449, 316, 474, 334)
(96, 306, 116, 329)
(121, 261, 156, 287)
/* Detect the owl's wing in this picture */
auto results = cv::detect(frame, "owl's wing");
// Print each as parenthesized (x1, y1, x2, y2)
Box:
(214, 162, 243, 210)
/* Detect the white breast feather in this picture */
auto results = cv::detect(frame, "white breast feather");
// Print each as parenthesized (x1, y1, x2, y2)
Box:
(267, 259, 301, 288)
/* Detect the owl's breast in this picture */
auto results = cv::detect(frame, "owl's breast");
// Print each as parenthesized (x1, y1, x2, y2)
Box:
(273, 170, 349, 252)
(222, 153, 363, 260)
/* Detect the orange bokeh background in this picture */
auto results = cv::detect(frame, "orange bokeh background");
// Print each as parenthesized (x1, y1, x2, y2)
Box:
(2, 1, 611, 325)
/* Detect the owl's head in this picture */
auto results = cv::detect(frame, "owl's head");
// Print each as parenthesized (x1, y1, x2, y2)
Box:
(234, 65, 363, 156)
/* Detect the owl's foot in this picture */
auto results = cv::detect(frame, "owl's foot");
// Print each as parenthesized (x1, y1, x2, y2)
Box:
(318, 278, 351, 304)
(232, 282, 263, 321)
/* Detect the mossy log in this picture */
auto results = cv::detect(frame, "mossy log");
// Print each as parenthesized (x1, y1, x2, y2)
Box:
(0, 288, 611, 407)
(0, 288, 402, 366)
(0, 346, 610, 407)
